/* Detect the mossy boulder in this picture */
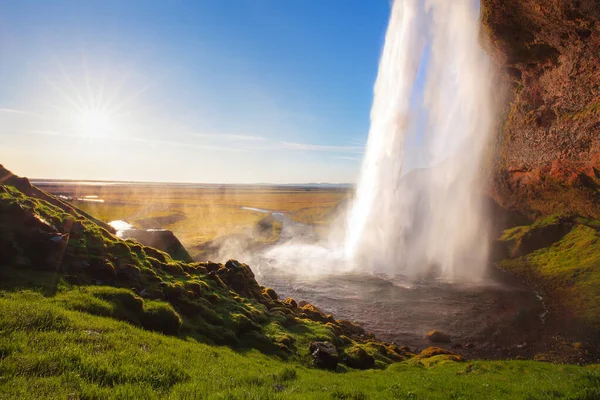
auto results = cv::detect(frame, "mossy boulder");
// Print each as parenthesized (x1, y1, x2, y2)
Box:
(426, 330, 452, 343)
(344, 345, 375, 370)
(417, 347, 463, 361)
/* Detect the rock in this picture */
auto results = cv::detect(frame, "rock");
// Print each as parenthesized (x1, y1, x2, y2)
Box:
(283, 297, 298, 308)
(263, 287, 278, 300)
(418, 346, 463, 361)
(344, 346, 375, 370)
(512, 219, 574, 257)
(209, 260, 263, 299)
(337, 319, 366, 336)
(309, 341, 339, 370)
(120, 229, 192, 262)
(482, 0, 600, 219)
(426, 330, 451, 343)
(300, 303, 328, 323)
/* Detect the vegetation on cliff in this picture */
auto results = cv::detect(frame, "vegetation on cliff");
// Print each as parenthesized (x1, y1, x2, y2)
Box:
(496, 214, 600, 340)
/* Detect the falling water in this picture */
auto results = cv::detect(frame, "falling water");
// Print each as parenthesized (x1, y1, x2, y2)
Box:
(345, 0, 494, 280)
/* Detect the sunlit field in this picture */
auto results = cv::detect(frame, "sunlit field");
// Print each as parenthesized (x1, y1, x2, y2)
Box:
(35, 181, 349, 259)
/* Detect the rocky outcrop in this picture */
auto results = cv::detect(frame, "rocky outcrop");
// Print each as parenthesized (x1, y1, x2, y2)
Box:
(426, 330, 452, 344)
(309, 341, 339, 370)
(121, 229, 192, 262)
(482, 1, 600, 218)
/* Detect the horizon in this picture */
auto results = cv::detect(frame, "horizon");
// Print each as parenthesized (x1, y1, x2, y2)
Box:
(29, 176, 355, 187)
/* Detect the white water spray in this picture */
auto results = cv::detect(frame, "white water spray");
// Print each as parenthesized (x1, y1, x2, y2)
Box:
(345, 0, 494, 280)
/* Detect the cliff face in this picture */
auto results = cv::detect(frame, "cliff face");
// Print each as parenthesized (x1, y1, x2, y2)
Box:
(482, 0, 600, 218)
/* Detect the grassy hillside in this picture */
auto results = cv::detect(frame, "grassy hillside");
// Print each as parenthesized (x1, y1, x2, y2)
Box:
(1, 290, 599, 399)
(0, 165, 405, 367)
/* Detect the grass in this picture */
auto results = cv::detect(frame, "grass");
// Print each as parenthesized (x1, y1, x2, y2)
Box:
(3, 166, 600, 398)
(0, 291, 598, 399)
(498, 215, 600, 332)
(0, 172, 407, 366)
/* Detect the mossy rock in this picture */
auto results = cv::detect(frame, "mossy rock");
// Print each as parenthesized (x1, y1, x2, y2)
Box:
(140, 301, 182, 335)
(344, 345, 375, 370)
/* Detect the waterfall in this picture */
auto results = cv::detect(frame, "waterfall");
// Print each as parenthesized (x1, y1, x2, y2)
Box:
(345, 0, 494, 280)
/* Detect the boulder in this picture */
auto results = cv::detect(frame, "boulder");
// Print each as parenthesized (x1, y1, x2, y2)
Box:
(344, 346, 375, 370)
(283, 297, 298, 308)
(121, 229, 192, 262)
(426, 330, 451, 343)
(309, 341, 339, 370)
(300, 303, 328, 323)
(417, 346, 463, 361)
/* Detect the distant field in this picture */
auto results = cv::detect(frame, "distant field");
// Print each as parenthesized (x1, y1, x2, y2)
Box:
(35, 182, 350, 259)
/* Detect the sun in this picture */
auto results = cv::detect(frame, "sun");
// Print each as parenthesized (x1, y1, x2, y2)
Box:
(75, 109, 114, 137)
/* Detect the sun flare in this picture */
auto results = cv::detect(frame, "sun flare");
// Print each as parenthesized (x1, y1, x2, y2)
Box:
(75, 109, 113, 137)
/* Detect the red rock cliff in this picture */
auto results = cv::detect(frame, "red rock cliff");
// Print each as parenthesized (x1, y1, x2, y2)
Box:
(482, 0, 600, 218)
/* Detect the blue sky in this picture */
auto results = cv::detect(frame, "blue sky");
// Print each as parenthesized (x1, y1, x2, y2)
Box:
(0, 1, 393, 183)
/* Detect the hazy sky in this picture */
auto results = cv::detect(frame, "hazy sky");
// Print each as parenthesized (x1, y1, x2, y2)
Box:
(0, 1, 393, 183)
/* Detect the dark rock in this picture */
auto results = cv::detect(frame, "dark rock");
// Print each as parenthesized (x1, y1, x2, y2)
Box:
(337, 319, 366, 336)
(512, 220, 574, 257)
(426, 330, 452, 343)
(283, 297, 298, 308)
(263, 287, 278, 300)
(309, 341, 339, 370)
(121, 229, 192, 262)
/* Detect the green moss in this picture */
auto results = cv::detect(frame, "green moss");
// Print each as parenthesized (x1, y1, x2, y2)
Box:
(0, 287, 598, 398)
(499, 222, 600, 330)
(140, 301, 182, 335)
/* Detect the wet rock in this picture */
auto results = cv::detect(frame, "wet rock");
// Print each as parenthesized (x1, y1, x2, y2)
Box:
(263, 287, 278, 300)
(283, 297, 298, 308)
(426, 330, 452, 343)
(309, 341, 339, 370)
(344, 345, 375, 369)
